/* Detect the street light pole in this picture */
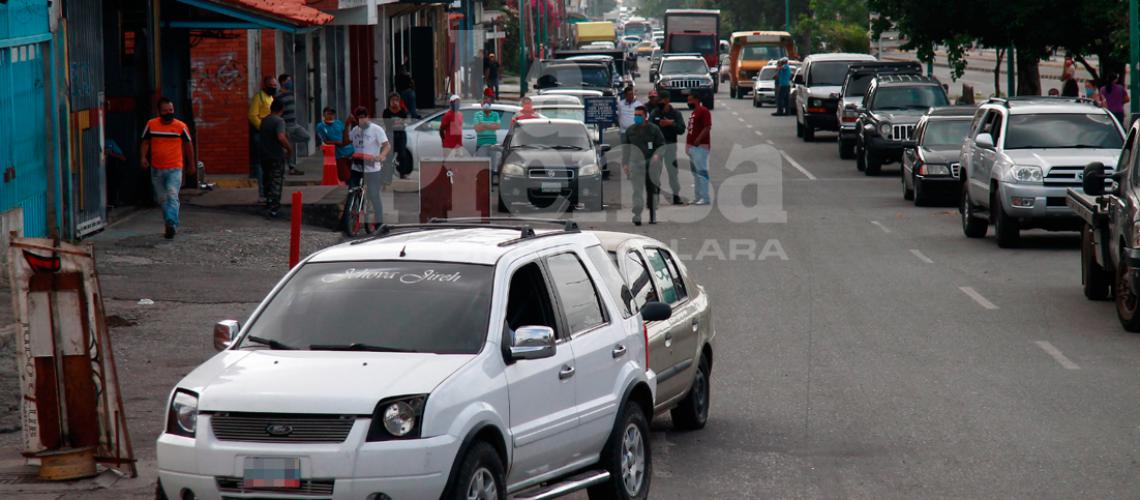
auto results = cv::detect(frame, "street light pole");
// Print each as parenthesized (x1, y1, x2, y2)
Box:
(785, 0, 790, 32)
(1131, 0, 1138, 118)
(519, 0, 528, 95)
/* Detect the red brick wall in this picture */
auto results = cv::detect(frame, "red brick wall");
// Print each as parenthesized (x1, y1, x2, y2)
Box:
(261, 30, 277, 81)
(190, 31, 250, 174)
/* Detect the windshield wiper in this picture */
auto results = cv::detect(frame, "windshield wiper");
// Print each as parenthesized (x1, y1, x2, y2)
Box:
(550, 145, 585, 150)
(245, 335, 295, 350)
(514, 144, 548, 149)
(309, 343, 417, 353)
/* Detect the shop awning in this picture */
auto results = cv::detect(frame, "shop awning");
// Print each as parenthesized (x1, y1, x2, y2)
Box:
(169, 0, 334, 33)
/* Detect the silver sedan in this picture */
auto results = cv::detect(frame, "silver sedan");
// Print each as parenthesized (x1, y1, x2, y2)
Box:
(405, 103, 521, 168)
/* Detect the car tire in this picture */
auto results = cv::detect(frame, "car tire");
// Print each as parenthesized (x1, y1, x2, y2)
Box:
(961, 185, 988, 238)
(992, 190, 1020, 248)
(855, 140, 866, 171)
(671, 355, 711, 430)
(838, 139, 855, 160)
(1116, 251, 1140, 332)
(1082, 225, 1112, 301)
(588, 402, 651, 500)
(729, 86, 737, 99)
(913, 176, 927, 205)
(753, 98, 761, 108)
(705, 98, 715, 110)
(863, 147, 881, 176)
(446, 441, 507, 500)
(795, 119, 804, 138)
(903, 173, 915, 201)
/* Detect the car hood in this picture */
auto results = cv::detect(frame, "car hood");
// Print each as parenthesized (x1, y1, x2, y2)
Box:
(871, 110, 927, 123)
(182, 350, 475, 414)
(807, 86, 842, 99)
(506, 148, 596, 167)
(919, 146, 963, 164)
(756, 79, 775, 89)
(1004, 148, 1120, 170)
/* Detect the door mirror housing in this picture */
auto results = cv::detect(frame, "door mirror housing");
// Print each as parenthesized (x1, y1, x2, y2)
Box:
(600, 144, 612, 153)
(640, 301, 672, 322)
(975, 133, 995, 149)
(1083, 162, 1108, 196)
(509, 326, 556, 361)
(214, 320, 240, 351)
(792, 74, 804, 85)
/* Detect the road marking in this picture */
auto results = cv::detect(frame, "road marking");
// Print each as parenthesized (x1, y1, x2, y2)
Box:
(765, 139, 775, 145)
(754, 130, 763, 136)
(909, 249, 934, 264)
(737, 117, 745, 122)
(732, 111, 739, 116)
(869, 220, 891, 233)
(780, 151, 817, 180)
(745, 123, 753, 128)
(958, 286, 999, 310)
(1034, 341, 1080, 370)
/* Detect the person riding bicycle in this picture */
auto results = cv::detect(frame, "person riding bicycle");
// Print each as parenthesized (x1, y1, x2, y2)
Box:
(381, 92, 413, 181)
(347, 106, 391, 232)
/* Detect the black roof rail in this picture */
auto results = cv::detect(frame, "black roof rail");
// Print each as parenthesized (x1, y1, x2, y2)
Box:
(986, 95, 1097, 107)
(347, 218, 581, 247)
(430, 217, 580, 232)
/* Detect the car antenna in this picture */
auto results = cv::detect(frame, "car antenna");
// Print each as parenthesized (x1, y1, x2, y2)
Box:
(399, 244, 407, 258)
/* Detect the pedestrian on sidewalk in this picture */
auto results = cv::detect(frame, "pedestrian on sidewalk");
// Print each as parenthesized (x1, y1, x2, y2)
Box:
(1061, 60, 1080, 97)
(1100, 74, 1129, 124)
(258, 100, 292, 218)
(349, 106, 391, 228)
(617, 86, 642, 136)
(649, 93, 686, 205)
(441, 95, 465, 157)
(316, 107, 353, 183)
(474, 96, 502, 170)
(484, 52, 501, 100)
(277, 74, 310, 176)
(382, 92, 412, 180)
(395, 64, 420, 119)
(248, 75, 278, 200)
(140, 97, 195, 239)
(686, 93, 712, 205)
(623, 105, 666, 226)
(773, 57, 792, 116)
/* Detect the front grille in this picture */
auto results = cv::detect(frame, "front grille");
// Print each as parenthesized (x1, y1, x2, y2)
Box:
(210, 413, 357, 443)
(216, 476, 335, 496)
(665, 79, 705, 89)
(951, 163, 961, 179)
(891, 124, 916, 142)
(528, 167, 575, 179)
(1044, 165, 1091, 187)
(739, 70, 758, 79)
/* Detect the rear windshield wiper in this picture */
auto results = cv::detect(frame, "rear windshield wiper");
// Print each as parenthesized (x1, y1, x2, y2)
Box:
(309, 343, 418, 353)
(245, 335, 295, 350)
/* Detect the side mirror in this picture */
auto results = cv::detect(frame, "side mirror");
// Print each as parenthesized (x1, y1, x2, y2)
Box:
(214, 320, 240, 351)
(600, 144, 612, 153)
(1083, 162, 1107, 196)
(975, 133, 995, 149)
(640, 301, 672, 322)
(509, 326, 556, 360)
(793, 74, 804, 85)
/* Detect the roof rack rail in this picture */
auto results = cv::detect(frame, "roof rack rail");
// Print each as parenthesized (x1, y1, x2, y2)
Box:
(430, 217, 580, 232)
(986, 95, 1098, 107)
(347, 218, 581, 247)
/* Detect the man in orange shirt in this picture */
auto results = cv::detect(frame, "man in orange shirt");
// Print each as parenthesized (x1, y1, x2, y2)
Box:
(140, 97, 195, 239)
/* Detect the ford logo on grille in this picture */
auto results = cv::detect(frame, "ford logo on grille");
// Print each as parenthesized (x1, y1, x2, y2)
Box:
(265, 424, 293, 436)
(1075, 171, 1084, 181)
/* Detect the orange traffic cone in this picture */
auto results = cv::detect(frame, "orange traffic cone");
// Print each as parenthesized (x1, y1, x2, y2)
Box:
(321, 144, 339, 186)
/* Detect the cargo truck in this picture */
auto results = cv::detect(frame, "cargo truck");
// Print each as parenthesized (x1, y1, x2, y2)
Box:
(663, 9, 721, 92)
(573, 21, 616, 48)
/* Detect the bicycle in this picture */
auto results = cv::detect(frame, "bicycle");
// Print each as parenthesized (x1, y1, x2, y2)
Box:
(343, 160, 378, 237)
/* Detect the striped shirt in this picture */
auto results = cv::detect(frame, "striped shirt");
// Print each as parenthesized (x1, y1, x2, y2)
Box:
(278, 90, 297, 125)
(141, 118, 191, 169)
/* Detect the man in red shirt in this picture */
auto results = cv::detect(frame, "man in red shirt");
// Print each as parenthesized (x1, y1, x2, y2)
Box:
(512, 96, 540, 125)
(440, 95, 464, 156)
(140, 97, 195, 239)
(686, 93, 712, 205)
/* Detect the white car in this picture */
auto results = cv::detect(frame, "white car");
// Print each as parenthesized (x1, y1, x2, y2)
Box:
(156, 220, 670, 500)
(405, 103, 521, 168)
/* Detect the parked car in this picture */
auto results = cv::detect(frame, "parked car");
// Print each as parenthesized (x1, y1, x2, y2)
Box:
(960, 96, 1124, 247)
(655, 54, 716, 110)
(793, 53, 877, 142)
(901, 106, 977, 205)
(649, 48, 664, 81)
(406, 103, 520, 167)
(498, 119, 608, 212)
(836, 61, 923, 159)
(563, 53, 628, 93)
(529, 94, 603, 147)
(595, 232, 715, 430)
(751, 60, 800, 108)
(157, 220, 671, 500)
(535, 60, 617, 96)
(854, 73, 949, 175)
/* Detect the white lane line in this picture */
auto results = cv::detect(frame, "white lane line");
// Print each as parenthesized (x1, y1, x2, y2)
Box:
(780, 151, 817, 180)
(732, 111, 739, 116)
(959, 286, 999, 310)
(745, 123, 754, 129)
(869, 220, 891, 233)
(737, 117, 745, 122)
(909, 249, 934, 264)
(1034, 341, 1080, 370)
(754, 130, 763, 136)
(765, 139, 775, 145)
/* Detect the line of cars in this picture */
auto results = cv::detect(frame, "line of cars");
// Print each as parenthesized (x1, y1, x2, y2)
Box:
(157, 219, 716, 500)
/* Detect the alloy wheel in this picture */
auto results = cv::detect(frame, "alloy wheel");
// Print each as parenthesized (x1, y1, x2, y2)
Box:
(621, 423, 646, 496)
(466, 467, 497, 500)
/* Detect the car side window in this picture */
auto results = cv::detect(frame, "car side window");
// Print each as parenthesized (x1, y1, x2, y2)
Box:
(644, 249, 680, 304)
(546, 253, 606, 334)
(505, 262, 561, 338)
(1121, 129, 1139, 186)
(989, 112, 1004, 144)
(976, 110, 995, 136)
(970, 109, 987, 135)
(655, 249, 688, 302)
(420, 113, 444, 131)
(618, 251, 657, 311)
(586, 245, 633, 319)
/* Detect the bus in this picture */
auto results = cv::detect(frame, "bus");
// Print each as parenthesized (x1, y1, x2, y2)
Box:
(623, 18, 652, 41)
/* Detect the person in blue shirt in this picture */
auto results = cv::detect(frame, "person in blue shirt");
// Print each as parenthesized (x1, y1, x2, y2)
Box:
(316, 107, 354, 183)
(774, 58, 793, 117)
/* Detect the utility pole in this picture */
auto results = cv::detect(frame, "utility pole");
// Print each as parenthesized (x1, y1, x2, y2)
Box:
(1131, 0, 1138, 118)
(1007, 45, 1015, 97)
(785, 0, 791, 32)
(519, 0, 528, 95)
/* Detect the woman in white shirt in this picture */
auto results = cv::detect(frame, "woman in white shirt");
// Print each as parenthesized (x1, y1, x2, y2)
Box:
(348, 106, 392, 228)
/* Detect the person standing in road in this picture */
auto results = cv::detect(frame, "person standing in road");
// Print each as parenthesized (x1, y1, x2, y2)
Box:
(646, 89, 660, 112)
(649, 93, 686, 205)
(512, 96, 541, 125)
(623, 105, 666, 226)
(382, 92, 412, 180)
(258, 100, 292, 218)
(316, 106, 353, 184)
(474, 96, 502, 167)
(441, 95, 465, 157)
(349, 106, 392, 229)
(248, 76, 278, 200)
(1100, 74, 1129, 124)
(773, 57, 793, 116)
(276, 74, 308, 176)
(140, 97, 195, 239)
(686, 93, 712, 205)
(395, 64, 420, 119)
(484, 52, 501, 100)
(617, 86, 642, 135)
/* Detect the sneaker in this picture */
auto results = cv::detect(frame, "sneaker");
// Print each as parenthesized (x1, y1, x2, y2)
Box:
(164, 224, 176, 240)
(632, 214, 642, 226)
(692, 199, 710, 206)
(672, 194, 685, 205)
(289, 168, 305, 176)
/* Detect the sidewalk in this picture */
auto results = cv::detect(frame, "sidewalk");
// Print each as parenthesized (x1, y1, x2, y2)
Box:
(882, 49, 1094, 82)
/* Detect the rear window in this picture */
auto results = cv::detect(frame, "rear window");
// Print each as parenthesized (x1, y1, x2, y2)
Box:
(670, 35, 716, 53)
(742, 45, 786, 60)
(922, 119, 974, 147)
(1004, 113, 1124, 150)
(843, 74, 873, 97)
(809, 61, 860, 86)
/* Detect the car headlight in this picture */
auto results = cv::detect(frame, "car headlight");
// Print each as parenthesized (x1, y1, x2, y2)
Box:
(1011, 165, 1043, 183)
(166, 389, 198, 437)
(920, 163, 951, 176)
(501, 163, 525, 177)
(879, 122, 892, 137)
(580, 164, 601, 176)
(367, 395, 426, 441)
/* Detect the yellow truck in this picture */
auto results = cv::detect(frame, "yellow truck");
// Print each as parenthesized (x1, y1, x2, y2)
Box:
(574, 21, 616, 48)
(729, 31, 797, 99)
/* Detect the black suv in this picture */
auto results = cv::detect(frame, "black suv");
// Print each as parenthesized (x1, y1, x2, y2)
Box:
(836, 61, 922, 159)
(854, 74, 949, 175)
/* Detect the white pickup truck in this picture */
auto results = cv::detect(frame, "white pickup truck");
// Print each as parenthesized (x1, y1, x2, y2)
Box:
(156, 219, 670, 500)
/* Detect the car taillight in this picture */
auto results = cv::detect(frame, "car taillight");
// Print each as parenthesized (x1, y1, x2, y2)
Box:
(916, 162, 925, 175)
(642, 322, 650, 371)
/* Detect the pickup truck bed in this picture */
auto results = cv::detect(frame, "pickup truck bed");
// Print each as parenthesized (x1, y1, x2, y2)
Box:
(1066, 188, 1110, 229)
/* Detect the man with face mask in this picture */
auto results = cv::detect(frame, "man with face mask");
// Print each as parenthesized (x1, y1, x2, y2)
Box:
(316, 107, 353, 183)
(277, 74, 310, 176)
(473, 97, 502, 170)
(622, 105, 666, 225)
(441, 95, 465, 157)
(248, 76, 278, 200)
(140, 97, 195, 239)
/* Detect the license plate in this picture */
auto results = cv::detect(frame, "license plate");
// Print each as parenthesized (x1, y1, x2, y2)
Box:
(243, 457, 301, 489)
(541, 182, 562, 193)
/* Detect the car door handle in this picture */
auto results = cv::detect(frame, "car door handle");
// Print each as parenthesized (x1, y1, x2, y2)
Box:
(612, 344, 627, 359)
(559, 365, 576, 380)
(664, 332, 673, 348)
(691, 318, 700, 333)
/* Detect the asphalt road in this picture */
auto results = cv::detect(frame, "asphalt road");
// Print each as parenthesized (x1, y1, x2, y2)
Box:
(595, 75, 1140, 498)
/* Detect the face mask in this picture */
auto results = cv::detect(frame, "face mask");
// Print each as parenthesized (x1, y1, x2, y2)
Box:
(355, 116, 368, 126)
(160, 112, 174, 122)
(263, 87, 277, 96)
(482, 104, 491, 111)
(324, 116, 335, 124)
(282, 81, 293, 91)
(451, 102, 460, 111)
(634, 115, 645, 125)
(1086, 88, 1095, 97)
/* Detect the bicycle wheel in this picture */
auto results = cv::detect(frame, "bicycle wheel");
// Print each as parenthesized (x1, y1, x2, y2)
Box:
(343, 189, 365, 237)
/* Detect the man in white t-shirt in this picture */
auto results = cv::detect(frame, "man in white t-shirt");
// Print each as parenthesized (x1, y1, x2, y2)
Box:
(617, 86, 642, 135)
(348, 106, 392, 228)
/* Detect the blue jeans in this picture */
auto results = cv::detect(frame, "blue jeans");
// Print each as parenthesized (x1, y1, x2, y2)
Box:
(150, 168, 183, 228)
(400, 89, 419, 118)
(776, 85, 791, 115)
(688, 145, 710, 202)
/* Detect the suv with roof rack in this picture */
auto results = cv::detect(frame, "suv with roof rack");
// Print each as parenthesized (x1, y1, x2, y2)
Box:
(836, 61, 922, 159)
(853, 73, 949, 175)
(959, 96, 1125, 247)
(156, 219, 672, 500)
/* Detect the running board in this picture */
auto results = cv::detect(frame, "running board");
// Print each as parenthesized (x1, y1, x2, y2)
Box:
(512, 470, 611, 500)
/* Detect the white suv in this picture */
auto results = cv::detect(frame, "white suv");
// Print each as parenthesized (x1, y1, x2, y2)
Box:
(156, 219, 670, 500)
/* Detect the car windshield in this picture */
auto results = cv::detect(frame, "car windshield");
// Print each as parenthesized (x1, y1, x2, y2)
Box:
(742, 45, 786, 60)
(539, 66, 610, 88)
(922, 119, 974, 147)
(670, 35, 715, 53)
(661, 59, 708, 75)
(809, 61, 860, 86)
(513, 122, 591, 149)
(758, 67, 778, 79)
(241, 261, 494, 354)
(535, 108, 586, 122)
(1004, 113, 1124, 150)
(871, 86, 949, 110)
